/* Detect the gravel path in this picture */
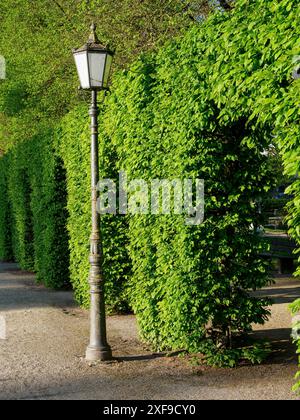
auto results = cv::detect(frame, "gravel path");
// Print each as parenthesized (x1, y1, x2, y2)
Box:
(0, 262, 299, 400)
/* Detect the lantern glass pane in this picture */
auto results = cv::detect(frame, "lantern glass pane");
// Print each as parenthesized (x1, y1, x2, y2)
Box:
(103, 54, 113, 88)
(73, 51, 90, 89)
(88, 51, 106, 88)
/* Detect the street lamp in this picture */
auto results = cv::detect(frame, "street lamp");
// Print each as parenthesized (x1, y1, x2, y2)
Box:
(73, 23, 114, 362)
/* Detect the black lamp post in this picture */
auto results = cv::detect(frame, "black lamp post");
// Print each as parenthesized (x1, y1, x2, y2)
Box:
(73, 24, 114, 362)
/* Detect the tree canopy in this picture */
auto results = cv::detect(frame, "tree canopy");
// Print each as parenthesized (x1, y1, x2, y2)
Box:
(0, 0, 232, 154)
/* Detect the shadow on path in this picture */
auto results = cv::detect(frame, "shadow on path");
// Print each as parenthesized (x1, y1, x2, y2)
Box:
(0, 262, 75, 311)
(0, 263, 299, 400)
(255, 286, 300, 305)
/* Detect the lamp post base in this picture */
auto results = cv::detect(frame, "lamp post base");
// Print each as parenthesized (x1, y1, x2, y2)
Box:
(86, 345, 112, 362)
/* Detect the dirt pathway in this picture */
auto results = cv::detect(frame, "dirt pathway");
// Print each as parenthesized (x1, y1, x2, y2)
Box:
(0, 262, 299, 400)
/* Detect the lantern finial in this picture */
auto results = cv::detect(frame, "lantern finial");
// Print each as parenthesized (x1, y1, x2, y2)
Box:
(89, 23, 99, 43)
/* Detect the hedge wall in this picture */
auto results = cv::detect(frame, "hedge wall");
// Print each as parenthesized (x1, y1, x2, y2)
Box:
(57, 104, 130, 311)
(0, 155, 13, 261)
(27, 131, 70, 288)
(7, 143, 35, 271)
(101, 54, 274, 364)
(100, 0, 300, 367)
(0, 129, 70, 286)
(0, 114, 130, 310)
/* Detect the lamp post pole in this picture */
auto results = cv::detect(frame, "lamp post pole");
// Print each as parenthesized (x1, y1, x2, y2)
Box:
(85, 89, 112, 362)
(73, 23, 114, 362)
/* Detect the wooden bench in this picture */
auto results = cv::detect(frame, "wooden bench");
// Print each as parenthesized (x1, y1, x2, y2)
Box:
(261, 233, 298, 274)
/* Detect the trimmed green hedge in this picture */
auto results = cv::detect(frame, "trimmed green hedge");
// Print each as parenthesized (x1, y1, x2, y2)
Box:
(100, 0, 300, 367)
(0, 114, 130, 309)
(0, 129, 70, 286)
(0, 155, 13, 261)
(101, 52, 274, 364)
(7, 144, 35, 271)
(27, 131, 70, 288)
(57, 104, 130, 311)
